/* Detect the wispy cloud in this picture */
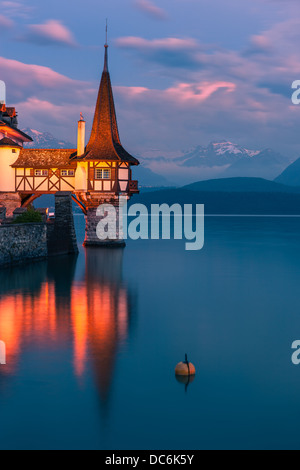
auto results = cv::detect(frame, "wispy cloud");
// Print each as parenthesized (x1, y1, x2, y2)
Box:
(115, 36, 201, 68)
(18, 20, 78, 47)
(0, 14, 14, 29)
(0, 55, 92, 136)
(1, 1, 33, 19)
(133, 0, 168, 20)
(0, 56, 86, 101)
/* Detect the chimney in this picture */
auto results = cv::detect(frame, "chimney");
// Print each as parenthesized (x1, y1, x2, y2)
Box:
(77, 113, 86, 156)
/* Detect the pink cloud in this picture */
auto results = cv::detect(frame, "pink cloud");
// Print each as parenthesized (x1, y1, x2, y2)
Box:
(165, 82, 236, 103)
(116, 81, 236, 105)
(0, 14, 14, 29)
(116, 36, 198, 51)
(20, 20, 77, 47)
(134, 0, 168, 20)
(0, 57, 77, 90)
(16, 97, 91, 122)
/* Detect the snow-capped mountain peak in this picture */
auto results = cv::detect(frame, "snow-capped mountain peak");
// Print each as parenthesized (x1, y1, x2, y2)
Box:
(209, 141, 259, 157)
(22, 128, 75, 149)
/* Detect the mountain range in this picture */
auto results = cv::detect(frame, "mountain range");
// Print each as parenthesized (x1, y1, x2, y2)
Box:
(22, 128, 74, 149)
(22, 129, 298, 186)
(275, 157, 300, 187)
(138, 140, 293, 183)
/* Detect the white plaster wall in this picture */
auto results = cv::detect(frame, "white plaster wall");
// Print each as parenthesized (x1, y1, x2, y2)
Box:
(119, 169, 129, 180)
(61, 179, 75, 191)
(16, 177, 24, 191)
(0, 147, 20, 191)
(35, 178, 48, 191)
(94, 181, 103, 191)
(25, 178, 33, 191)
(120, 181, 128, 192)
(75, 163, 87, 191)
(103, 181, 111, 191)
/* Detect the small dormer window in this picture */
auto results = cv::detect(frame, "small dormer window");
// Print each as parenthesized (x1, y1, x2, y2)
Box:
(61, 169, 75, 177)
(35, 170, 48, 177)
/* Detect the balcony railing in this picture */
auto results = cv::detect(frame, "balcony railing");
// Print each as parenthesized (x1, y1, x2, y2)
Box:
(129, 180, 139, 194)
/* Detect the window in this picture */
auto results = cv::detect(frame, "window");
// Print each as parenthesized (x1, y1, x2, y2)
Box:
(95, 168, 111, 180)
(61, 170, 75, 177)
(35, 170, 48, 177)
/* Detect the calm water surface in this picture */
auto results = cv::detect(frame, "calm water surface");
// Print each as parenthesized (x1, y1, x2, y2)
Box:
(1, 216, 300, 450)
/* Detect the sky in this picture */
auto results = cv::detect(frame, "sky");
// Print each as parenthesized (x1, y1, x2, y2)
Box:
(1, 0, 300, 160)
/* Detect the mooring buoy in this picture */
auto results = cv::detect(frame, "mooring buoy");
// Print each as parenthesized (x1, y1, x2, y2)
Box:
(175, 354, 196, 376)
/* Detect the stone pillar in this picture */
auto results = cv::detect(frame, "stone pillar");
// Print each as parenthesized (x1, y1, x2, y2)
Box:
(0, 192, 22, 217)
(84, 201, 125, 248)
(47, 192, 79, 256)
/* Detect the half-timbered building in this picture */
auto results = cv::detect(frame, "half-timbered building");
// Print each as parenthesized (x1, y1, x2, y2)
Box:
(0, 43, 140, 246)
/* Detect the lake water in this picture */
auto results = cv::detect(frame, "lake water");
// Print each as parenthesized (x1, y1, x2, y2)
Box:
(1, 215, 300, 450)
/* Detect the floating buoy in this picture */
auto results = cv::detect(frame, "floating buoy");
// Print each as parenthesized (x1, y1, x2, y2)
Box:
(175, 354, 196, 376)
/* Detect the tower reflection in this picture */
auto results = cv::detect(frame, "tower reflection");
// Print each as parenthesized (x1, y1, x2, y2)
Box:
(72, 248, 135, 406)
(0, 248, 136, 408)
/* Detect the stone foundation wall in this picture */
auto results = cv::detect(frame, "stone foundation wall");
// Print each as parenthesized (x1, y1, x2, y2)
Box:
(0, 223, 47, 267)
(0, 191, 79, 266)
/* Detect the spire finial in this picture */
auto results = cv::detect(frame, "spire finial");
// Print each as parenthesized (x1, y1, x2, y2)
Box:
(105, 19, 108, 46)
(104, 20, 109, 72)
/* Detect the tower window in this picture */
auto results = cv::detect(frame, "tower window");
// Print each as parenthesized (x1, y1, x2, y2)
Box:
(95, 168, 111, 180)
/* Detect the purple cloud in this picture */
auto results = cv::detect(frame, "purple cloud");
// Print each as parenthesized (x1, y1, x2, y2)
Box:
(19, 20, 78, 47)
(134, 0, 168, 20)
(115, 36, 202, 68)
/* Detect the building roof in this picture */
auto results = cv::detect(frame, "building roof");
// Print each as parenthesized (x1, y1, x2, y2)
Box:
(11, 148, 77, 168)
(0, 121, 33, 142)
(0, 137, 22, 148)
(75, 45, 139, 166)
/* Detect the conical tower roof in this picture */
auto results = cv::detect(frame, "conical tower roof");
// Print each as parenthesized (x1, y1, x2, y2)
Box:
(81, 45, 139, 165)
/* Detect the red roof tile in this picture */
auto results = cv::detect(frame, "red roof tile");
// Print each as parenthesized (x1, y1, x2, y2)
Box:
(11, 148, 77, 168)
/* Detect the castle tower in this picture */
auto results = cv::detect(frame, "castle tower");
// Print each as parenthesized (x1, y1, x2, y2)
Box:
(74, 43, 139, 247)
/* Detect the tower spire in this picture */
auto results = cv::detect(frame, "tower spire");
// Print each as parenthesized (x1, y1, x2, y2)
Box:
(82, 41, 139, 165)
(104, 20, 108, 72)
